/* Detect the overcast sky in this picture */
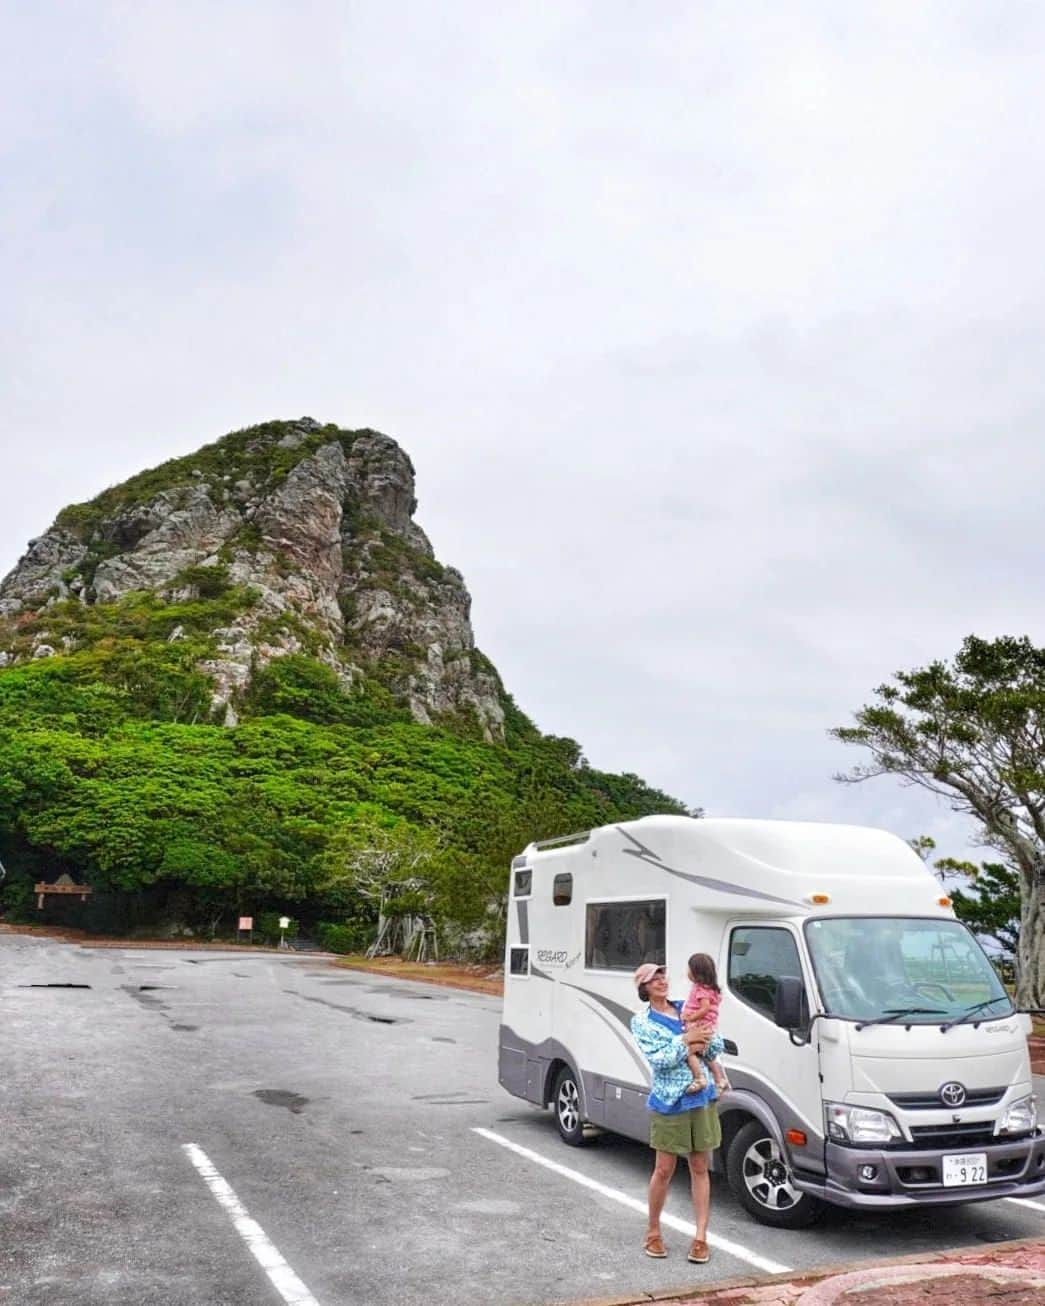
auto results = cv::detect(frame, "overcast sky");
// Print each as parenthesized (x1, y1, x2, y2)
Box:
(4, 2, 1045, 862)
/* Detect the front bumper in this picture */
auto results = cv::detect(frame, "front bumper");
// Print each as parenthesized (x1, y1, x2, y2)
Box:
(793, 1132, 1045, 1209)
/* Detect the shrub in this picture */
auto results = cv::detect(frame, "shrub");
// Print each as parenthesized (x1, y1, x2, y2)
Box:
(246, 654, 404, 727)
(0, 873, 36, 924)
(316, 920, 371, 954)
(176, 564, 231, 599)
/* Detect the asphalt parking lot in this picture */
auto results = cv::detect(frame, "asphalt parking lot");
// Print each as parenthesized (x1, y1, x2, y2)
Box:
(1, 934, 1042, 1305)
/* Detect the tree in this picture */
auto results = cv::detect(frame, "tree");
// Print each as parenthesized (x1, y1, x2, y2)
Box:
(320, 817, 448, 961)
(938, 858, 1022, 965)
(438, 775, 586, 959)
(832, 636, 1045, 1007)
(908, 836, 1021, 966)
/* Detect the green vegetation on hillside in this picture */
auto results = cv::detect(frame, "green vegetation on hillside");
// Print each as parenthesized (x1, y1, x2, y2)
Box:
(0, 649, 688, 956)
(55, 419, 358, 542)
(1, 586, 258, 666)
(0, 416, 691, 957)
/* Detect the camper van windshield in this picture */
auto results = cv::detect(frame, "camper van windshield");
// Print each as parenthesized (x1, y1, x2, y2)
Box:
(804, 917, 1012, 1024)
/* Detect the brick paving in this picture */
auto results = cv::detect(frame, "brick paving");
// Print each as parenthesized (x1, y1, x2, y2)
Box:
(637, 1238, 1045, 1305)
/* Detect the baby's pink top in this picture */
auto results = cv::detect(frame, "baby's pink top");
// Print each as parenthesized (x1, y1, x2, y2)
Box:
(682, 982, 721, 1027)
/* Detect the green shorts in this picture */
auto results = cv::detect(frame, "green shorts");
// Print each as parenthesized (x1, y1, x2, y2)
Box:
(648, 1103, 722, 1156)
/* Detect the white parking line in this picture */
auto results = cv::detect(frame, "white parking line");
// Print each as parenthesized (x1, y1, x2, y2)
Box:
(472, 1127, 790, 1275)
(1005, 1196, 1045, 1213)
(182, 1143, 321, 1306)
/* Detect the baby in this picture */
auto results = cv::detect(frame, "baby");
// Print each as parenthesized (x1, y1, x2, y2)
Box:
(682, 952, 731, 1095)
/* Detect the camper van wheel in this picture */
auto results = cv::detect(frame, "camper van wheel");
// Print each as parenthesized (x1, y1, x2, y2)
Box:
(552, 1066, 589, 1146)
(726, 1121, 824, 1229)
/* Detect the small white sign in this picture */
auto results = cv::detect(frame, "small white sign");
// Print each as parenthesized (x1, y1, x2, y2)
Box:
(279, 916, 290, 930)
(239, 916, 253, 931)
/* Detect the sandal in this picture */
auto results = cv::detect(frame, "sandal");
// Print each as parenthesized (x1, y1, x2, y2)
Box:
(684, 1076, 707, 1094)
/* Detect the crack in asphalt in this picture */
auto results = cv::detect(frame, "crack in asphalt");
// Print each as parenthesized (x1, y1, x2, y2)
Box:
(282, 988, 409, 1024)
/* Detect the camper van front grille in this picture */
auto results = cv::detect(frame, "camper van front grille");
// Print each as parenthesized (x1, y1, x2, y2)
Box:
(907, 1122, 996, 1150)
(888, 1087, 1005, 1111)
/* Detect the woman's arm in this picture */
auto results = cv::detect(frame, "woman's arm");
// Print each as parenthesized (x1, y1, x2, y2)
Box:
(630, 1014, 689, 1070)
(682, 1024, 711, 1050)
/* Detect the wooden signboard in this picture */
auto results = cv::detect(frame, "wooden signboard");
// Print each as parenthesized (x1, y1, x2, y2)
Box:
(34, 881, 93, 910)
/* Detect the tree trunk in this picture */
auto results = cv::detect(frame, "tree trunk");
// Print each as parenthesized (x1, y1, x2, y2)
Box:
(1016, 874, 1045, 1008)
(367, 904, 392, 957)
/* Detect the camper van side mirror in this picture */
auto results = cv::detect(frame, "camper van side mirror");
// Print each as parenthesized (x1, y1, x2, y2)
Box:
(774, 976, 806, 1031)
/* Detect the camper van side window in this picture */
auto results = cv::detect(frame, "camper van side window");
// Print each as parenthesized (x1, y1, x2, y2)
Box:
(513, 869, 532, 898)
(728, 927, 802, 1021)
(585, 899, 666, 971)
(553, 874, 573, 906)
(509, 947, 530, 977)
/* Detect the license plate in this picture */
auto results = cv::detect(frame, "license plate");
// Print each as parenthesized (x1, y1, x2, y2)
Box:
(942, 1152, 988, 1187)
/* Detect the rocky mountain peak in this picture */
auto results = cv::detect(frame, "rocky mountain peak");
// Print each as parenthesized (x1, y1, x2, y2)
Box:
(0, 419, 505, 739)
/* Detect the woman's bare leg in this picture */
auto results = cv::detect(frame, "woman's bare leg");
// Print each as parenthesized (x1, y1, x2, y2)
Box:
(686, 1151, 711, 1240)
(648, 1150, 678, 1234)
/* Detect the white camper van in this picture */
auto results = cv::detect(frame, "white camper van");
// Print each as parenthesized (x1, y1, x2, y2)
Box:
(498, 816, 1045, 1227)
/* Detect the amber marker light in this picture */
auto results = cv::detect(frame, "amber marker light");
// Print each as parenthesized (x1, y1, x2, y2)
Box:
(938, 896, 952, 908)
(786, 1129, 807, 1146)
(809, 893, 831, 905)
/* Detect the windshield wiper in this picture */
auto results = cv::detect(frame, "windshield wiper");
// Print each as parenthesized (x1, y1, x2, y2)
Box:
(855, 1007, 946, 1032)
(939, 999, 1011, 1032)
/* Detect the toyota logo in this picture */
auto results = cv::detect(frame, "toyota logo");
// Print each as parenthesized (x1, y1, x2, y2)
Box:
(940, 1081, 967, 1108)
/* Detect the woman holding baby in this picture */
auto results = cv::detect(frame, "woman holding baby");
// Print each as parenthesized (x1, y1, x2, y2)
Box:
(629, 958, 726, 1265)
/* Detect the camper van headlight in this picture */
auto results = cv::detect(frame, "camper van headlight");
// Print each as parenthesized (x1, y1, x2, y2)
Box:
(825, 1102, 902, 1145)
(997, 1095, 1037, 1136)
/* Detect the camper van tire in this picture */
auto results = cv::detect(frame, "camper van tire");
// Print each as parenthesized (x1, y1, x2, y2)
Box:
(725, 1120, 824, 1229)
(552, 1066, 591, 1146)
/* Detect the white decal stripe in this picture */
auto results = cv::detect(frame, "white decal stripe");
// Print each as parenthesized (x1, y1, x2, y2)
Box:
(576, 996, 650, 1081)
(182, 1143, 321, 1306)
(472, 1126, 790, 1275)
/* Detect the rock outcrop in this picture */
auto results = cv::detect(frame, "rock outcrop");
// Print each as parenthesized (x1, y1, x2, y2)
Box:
(0, 418, 506, 740)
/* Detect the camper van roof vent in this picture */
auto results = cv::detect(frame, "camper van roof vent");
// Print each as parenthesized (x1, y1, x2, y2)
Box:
(532, 830, 591, 852)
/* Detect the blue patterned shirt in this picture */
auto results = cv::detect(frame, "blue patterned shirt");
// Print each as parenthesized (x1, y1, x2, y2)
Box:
(630, 1000, 724, 1114)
